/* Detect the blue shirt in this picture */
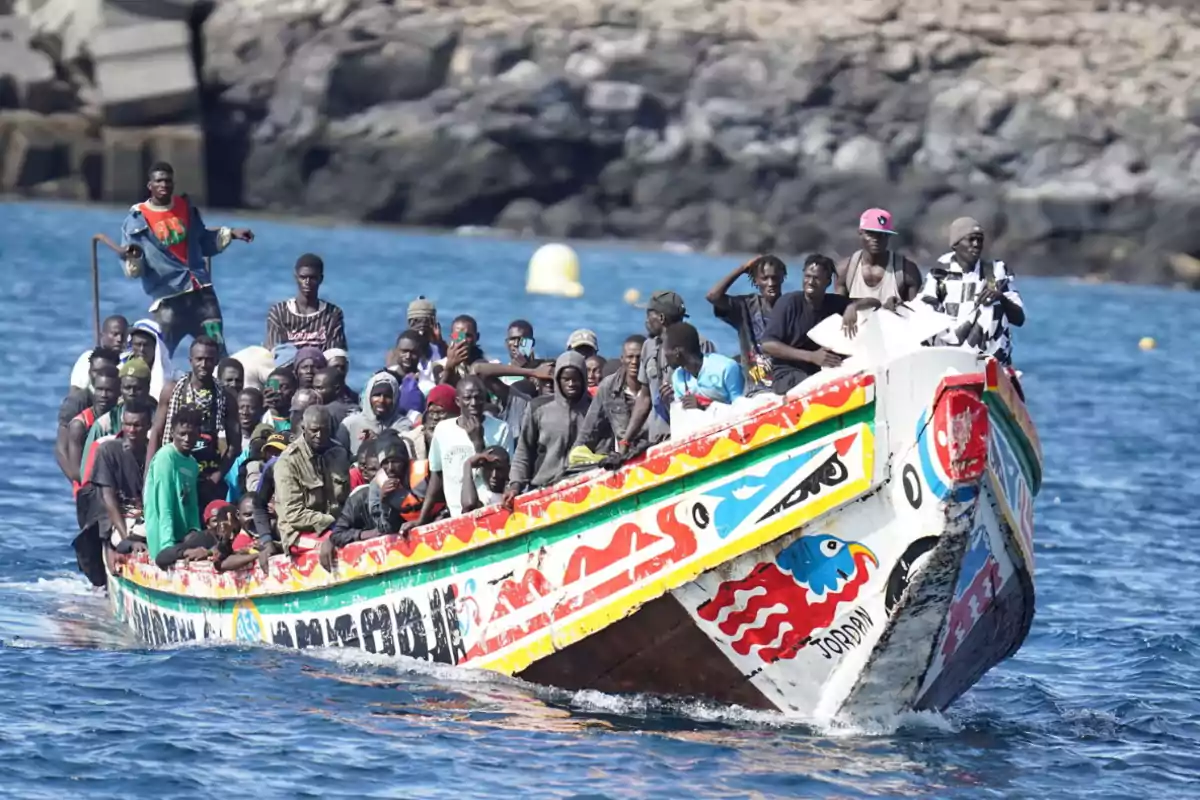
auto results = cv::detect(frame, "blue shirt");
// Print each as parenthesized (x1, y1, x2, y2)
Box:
(671, 353, 745, 405)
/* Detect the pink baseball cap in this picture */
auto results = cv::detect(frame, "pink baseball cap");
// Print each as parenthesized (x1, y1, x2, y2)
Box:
(859, 208, 895, 235)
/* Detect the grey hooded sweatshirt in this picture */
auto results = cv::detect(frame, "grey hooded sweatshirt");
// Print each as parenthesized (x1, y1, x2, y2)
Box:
(509, 351, 592, 491)
(335, 371, 413, 456)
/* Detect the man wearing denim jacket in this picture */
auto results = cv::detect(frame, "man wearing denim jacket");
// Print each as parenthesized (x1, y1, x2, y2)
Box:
(120, 161, 254, 357)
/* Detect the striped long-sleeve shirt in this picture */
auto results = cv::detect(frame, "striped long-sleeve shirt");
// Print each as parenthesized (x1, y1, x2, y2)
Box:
(265, 299, 348, 351)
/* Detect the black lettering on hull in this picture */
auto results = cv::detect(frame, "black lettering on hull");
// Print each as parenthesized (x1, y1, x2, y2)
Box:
(361, 605, 395, 656)
(817, 608, 875, 660)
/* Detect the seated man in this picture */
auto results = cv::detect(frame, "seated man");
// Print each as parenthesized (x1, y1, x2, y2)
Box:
(261, 367, 297, 432)
(265, 253, 348, 351)
(322, 348, 359, 406)
(407, 376, 511, 526)
(503, 352, 591, 508)
(91, 399, 154, 551)
(761, 255, 864, 394)
(328, 436, 417, 550)
(461, 446, 510, 514)
(57, 347, 121, 483)
(156, 501, 258, 571)
(664, 322, 745, 409)
(575, 334, 646, 456)
(293, 347, 326, 390)
(919, 217, 1025, 364)
(272, 405, 350, 554)
(312, 367, 354, 430)
(66, 366, 121, 491)
(336, 371, 413, 452)
(144, 406, 203, 560)
(402, 384, 459, 462)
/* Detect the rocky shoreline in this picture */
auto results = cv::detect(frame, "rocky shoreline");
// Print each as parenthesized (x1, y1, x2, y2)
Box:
(3, 0, 1199, 286)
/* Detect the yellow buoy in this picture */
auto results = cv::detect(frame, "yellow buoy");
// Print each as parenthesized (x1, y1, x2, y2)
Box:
(623, 287, 641, 305)
(526, 243, 583, 297)
(1138, 336, 1156, 351)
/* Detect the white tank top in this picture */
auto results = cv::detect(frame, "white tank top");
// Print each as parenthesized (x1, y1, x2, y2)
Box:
(848, 250, 902, 303)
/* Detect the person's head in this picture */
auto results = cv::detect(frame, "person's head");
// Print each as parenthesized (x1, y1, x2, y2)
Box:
(949, 216, 985, 266)
(128, 326, 157, 367)
(449, 314, 479, 350)
(265, 367, 296, 413)
(237, 495, 256, 533)
(291, 387, 321, 419)
(376, 435, 411, 483)
(120, 398, 153, 445)
(355, 438, 381, 484)
(393, 330, 427, 375)
(89, 346, 121, 384)
(584, 354, 605, 388)
(366, 372, 399, 420)
(101, 315, 128, 351)
(456, 375, 487, 420)
(752, 255, 787, 301)
(190, 336, 220, 383)
(238, 387, 265, 432)
(324, 349, 349, 383)
(92, 365, 120, 414)
(858, 207, 895, 257)
(119, 358, 152, 404)
(566, 329, 599, 360)
(644, 291, 688, 337)
(406, 296, 437, 341)
(662, 322, 703, 370)
(424, 384, 460, 441)
(617, 335, 643, 384)
(294, 253, 324, 301)
(204, 500, 238, 537)
(802, 254, 836, 301)
(505, 319, 535, 363)
(300, 404, 332, 453)
(293, 347, 327, 389)
(554, 352, 586, 403)
(479, 446, 510, 494)
(146, 161, 174, 205)
(171, 405, 202, 453)
(311, 367, 341, 405)
(217, 357, 244, 394)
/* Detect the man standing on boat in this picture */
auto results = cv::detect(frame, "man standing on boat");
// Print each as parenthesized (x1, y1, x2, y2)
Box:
(119, 162, 254, 358)
(834, 209, 922, 308)
(705, 255, 787, 394)
(265, 254, 348, 352)
(919, 217, 1026, 364)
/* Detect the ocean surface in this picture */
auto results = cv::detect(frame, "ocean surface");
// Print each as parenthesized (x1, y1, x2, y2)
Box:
(1, 200, 1197, 798)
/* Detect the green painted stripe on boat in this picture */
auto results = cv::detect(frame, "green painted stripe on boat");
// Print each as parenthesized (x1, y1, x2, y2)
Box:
(117, 403, 876, 616)
(984, 394, 1041, 493)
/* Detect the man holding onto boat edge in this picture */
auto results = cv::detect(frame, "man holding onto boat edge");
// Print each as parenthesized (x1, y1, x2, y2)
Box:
(119, 161, 254, 358)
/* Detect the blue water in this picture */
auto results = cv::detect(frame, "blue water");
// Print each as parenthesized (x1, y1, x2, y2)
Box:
(1, 200, 1198, 798)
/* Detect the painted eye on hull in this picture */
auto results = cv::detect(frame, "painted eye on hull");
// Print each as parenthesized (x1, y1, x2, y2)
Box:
(824, 540, 842, 554)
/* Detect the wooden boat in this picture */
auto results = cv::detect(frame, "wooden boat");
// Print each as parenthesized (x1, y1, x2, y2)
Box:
(106, 315, 1041, 721)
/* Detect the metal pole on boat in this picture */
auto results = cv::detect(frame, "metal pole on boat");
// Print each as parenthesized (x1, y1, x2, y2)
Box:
(90, 233, 124, 346)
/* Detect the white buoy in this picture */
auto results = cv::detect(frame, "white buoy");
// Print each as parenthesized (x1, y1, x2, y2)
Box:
(623, 287, 641, 305)
(527, 243, 583, 298)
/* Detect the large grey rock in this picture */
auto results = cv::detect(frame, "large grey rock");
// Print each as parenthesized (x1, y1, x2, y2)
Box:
(0, 16, 59, 112)
(90, 19, 198, 126)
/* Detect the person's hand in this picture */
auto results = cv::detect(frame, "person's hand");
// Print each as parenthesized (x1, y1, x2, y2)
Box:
(841, 305, 860, 338)
(358, 428, 376, 443)
(206, 470, 224, 486)
(400, 520, 419, 538)
(257, 542, 278, 574)
(501, 486, 519, 511)
(123, 244, 143, 259)
(318, 538, 337, 572)
(460, 413, 483, 445)
(380, 478, 402, 497)
(976, 286, 1001, 306)
(533, 362, 554, 381)
(811, 348, 844, 369)
(431, 321, 445, 346)
(739, 255, 762, 275)
(468, 451, 497, 468)
(183, 547, 210, 561)
(883, 296, 901, 312)
(680, 393, 702, 410)
(657, 380, 674, 407)
(262, 387, 280, 409)
(231, 228, 254, 242)
(445, 340, 469, 370)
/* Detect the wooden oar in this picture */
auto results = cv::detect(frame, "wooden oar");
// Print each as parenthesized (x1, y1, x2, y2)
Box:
(89, 234, 125, 345)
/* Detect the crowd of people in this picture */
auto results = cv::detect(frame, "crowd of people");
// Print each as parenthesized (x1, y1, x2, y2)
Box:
(59, 163, 1026, 587)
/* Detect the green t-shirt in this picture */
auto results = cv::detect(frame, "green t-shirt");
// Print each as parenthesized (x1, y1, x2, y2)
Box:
(144, 445, 200, 558)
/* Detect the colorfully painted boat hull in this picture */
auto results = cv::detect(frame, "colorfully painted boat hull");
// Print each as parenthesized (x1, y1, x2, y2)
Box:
(107, 345, 1040, 721)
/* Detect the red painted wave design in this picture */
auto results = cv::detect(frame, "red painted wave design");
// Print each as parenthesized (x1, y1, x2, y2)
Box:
(697, 550, 875, 663)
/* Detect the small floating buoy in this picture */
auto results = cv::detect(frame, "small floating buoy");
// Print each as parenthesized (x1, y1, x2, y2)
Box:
(526, 243, 583, 298)
(1138, 336, 1156, 351)
(623, 287, 641, 305)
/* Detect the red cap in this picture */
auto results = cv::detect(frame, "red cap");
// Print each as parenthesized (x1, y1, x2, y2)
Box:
(203, 500, 233, 526)
(426, 384, 460, 413)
